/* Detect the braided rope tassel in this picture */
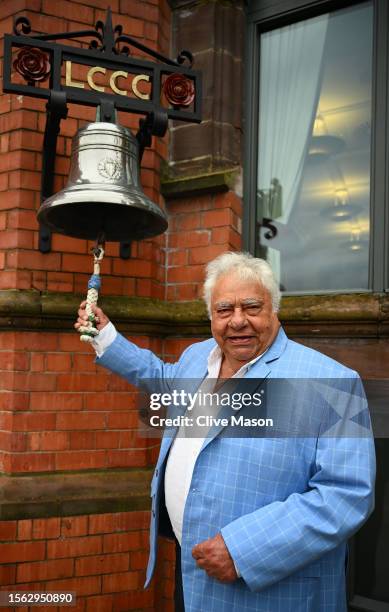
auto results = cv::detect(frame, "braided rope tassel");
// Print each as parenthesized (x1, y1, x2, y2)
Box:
(79, 245, 105, 343)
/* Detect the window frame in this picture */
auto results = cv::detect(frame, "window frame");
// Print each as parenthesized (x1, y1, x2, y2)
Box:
(243, 0, 389, 294)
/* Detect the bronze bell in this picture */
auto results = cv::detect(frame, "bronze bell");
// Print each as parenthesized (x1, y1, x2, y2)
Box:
(37, 122, 168, 241)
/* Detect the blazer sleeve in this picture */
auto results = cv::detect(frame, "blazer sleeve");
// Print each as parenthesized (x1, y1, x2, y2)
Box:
(95, 332, 189, 393)
(221, 374, 376, 592)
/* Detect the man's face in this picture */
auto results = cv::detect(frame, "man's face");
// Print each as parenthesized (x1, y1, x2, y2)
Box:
(210, 273, 280, 369)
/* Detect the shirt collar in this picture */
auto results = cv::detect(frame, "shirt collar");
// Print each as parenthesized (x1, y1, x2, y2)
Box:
(207, 344, 267, 379)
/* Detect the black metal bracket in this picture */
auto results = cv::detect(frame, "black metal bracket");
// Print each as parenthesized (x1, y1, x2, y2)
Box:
(136, 109, 168, 162)
(39, 90, 68, 253)
(256, 218, 278, 241)
(119, 110, 169, 259)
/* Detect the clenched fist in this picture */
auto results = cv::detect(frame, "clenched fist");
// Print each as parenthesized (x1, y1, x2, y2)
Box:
(74, 300, 110, 333)
(192, 533, 238, 583)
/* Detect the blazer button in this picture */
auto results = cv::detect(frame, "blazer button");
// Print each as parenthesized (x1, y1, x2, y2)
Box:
(152, 509, 155, 517)
(155, 469, 159, 476)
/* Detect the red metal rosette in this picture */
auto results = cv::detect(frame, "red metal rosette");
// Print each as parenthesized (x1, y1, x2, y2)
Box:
(163, 73, 195, 108)
(13, 47, 50, 85)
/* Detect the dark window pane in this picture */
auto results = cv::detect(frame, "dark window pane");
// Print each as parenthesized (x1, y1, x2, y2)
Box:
(256, 3, 373, 293)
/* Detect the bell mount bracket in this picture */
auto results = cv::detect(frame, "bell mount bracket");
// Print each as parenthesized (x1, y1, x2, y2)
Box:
(3, 7, 201, 258)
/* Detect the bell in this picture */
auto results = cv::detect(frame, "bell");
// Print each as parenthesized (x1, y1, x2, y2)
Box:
(37, 122, 168, 241)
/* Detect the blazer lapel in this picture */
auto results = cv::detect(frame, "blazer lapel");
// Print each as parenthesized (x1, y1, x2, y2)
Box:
(199, 326, 289, 453)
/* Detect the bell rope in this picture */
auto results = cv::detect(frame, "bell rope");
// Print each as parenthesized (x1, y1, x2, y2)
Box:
(79, 243, 105, 343)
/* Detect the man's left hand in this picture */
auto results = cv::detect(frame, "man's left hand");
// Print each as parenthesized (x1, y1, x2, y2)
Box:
(192, 533, 238, 583)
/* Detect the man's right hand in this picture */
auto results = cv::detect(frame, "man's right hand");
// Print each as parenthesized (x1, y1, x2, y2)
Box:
(74, 301, 110, 332)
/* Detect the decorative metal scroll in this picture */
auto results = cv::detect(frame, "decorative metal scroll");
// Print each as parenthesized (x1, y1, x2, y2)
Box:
(3, 8, 201, 123)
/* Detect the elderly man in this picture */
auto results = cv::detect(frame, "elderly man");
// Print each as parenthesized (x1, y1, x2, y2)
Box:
(75, 252, 375, 612)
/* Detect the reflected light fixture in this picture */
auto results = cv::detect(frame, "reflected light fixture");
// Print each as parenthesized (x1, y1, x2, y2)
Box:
(309, 113, 345, 160)
(320, 186, 361, 221)
(341, 223, 368, 252)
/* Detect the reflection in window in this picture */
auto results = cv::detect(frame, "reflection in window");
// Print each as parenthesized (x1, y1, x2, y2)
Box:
(256, 2, 373, 293)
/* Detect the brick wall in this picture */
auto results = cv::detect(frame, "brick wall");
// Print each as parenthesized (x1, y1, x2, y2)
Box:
(0, 1, 244, 610)
(166, 192, 242, 301)
(0, 511, 159, 612)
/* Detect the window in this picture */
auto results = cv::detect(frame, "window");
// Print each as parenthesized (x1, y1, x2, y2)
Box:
(244, 0, 388, 294)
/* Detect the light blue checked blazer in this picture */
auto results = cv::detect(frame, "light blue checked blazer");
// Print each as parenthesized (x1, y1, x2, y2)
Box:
(97, 327, 376, 612)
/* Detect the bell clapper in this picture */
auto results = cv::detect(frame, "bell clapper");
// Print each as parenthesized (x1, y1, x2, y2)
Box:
(79, 238, 105, 344)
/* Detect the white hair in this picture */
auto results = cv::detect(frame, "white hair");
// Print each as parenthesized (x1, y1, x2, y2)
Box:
(203, 251, 281, 317)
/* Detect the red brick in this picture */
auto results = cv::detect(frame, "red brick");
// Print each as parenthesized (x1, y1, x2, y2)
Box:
(0, 150, 36, 172)
(28, 431, 69, 452)
(85, 594, 114, 612)
(202, 209, 234, 228)
(61, 516, 88, 538)
(0, 351, 29, 371)
(0, 392, 29, 410)
(46, 353, 72, 372)
(30, 354, 46, 372)
(0, 230, 34, 249)
(10, 452, 55, 473)
(7, 210, 38, 231)
(16, 558, 74, 583)
(56, 412, 106, 430)
(95, 431, 121, 449)
(68, 431, 95, 450)
(0, 111, 38, 133)
(129, 550, 149, 570)
(189, 244, 226, 265)
(168, 250, 188, 267)
(56, 373, 108, 392)
(0, 541, 45, 563)
(51, 234, 88, 254)
(112, 588, 154, 609)
(17, 520, 32, 541)
(106, 412, 138, 429)
(0, 563, 16, 586)
(168, 230, 210, 249)
(0, 189, 36, 210)
(47, 271, 74, 292)
(75, 552, 129, 576)
(0, 521, 17, 541)
(31, 270, 47, 292)
(62, 254, 110, 274)
(103, 532, 142, 554)
(47, 535, 102, 559)
(102, 570, 139, 593)
(105, 450, 148, 468)
(85, 392, 137, 410)
(10, 432, 28, 452)
(30, 392, 83, 411)
(55, 450, 106, 471)
(13, 412, 56, 432)
(32, 518, 61, 540)
(9, 130, 43, 153)
(72, 354, 99, 372)
(88, 512, 149, 535)
(211, 226, 241, 250)
(9, 170, 41, 191)
(2, 252, 26, 281)
(175, 284, 201, 300)
(7, 250, 61, 272)
(214, 191, 243, 215)
(112, 259, 153, 277)
(42, 0, 93, 22)
(12, 333, 58, 352)
(167, 265, 205, 283)
(47, 575, 100, 597)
